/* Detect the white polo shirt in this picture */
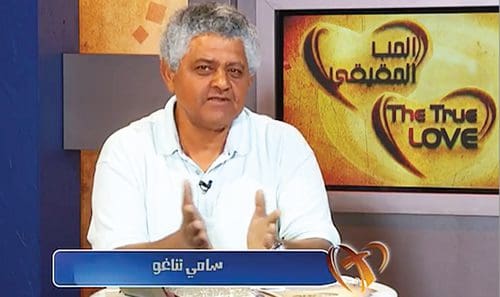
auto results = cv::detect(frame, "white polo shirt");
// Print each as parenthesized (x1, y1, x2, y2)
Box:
(87, 96, 340, 249)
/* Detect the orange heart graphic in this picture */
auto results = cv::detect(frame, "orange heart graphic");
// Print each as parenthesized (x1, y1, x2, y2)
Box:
(327, 241, 390, 293)
(303, 20, 429, 110)
(372, 87, 497, 178)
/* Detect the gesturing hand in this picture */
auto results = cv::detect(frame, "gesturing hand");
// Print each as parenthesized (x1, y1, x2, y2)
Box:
(247, 190, 281, 249)
(179, 181, 212, 249)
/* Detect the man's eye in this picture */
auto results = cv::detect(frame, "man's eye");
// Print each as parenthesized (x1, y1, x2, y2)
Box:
(228, 68, 243, 77)
(195, 65, 212, 74)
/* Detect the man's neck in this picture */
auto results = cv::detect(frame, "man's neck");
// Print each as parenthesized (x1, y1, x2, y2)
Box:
(175, 113, 230, 172)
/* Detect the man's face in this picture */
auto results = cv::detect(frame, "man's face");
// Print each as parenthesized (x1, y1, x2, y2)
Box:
(161, 33, 253, 132)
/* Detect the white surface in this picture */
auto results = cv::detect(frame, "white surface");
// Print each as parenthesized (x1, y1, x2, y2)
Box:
(91, 288, 121, 297)
(94, 277, 399, 297)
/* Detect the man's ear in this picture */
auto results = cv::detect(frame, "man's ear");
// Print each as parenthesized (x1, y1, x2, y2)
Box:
(248, 74, 254, 88)
(160, 59, 176, 93)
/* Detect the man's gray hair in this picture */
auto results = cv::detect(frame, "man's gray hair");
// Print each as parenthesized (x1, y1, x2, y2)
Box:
(159, 2, 260, 74)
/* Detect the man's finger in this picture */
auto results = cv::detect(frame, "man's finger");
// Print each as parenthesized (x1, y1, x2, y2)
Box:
(186, 219, 204, 235)
(192, 231, 210, 248)
(253, 190, 266, 217)
(182, 180, 194, 206)
(182, 204, 201, 226)
(186, 221, 210, 247)
(263, 233, 275, 249)
(182, 181, 200, 225)
(266, 209, 281, 224)
(268, 222, 276, 234)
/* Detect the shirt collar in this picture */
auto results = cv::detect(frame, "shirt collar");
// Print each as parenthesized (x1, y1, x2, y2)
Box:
(153, 96, 181, 156)
(153, 95, 250, 157)
(225, 107, 250, 156)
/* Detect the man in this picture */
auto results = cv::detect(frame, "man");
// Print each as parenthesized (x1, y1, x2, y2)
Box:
(87, 3, 340, 251)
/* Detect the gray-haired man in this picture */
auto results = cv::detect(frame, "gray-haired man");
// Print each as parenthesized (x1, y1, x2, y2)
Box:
(88, 3, 340, 251)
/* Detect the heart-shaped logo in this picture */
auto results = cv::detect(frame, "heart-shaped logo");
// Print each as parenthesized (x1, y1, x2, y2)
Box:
(303, 20, 429, 110)
(327, 241, 390, 293)
(372, 87, 497, 178)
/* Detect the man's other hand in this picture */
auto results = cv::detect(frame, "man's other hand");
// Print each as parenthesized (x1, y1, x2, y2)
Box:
(247, 190, 280, 249)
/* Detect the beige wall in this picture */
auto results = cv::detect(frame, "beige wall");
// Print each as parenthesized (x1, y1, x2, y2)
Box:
(80, 0, 187, 54)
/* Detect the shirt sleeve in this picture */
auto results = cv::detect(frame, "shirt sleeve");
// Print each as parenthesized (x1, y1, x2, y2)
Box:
(87, 131, 149, 249)
(276, 126, 341, 247)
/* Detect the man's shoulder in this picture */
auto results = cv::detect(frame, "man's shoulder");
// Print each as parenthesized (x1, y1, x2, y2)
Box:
(241, 109, 316, 169)
(244, 109, 304, 138)
(99, 109, 164, 156)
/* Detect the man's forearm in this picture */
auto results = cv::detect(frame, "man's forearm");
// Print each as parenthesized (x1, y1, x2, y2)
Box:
(283, 238, 332, 250)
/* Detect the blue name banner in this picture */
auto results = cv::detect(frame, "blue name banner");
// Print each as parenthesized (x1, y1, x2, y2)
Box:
(53, 250, 336, 287)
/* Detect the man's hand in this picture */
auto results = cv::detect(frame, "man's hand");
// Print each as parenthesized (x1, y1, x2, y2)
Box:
(117, 181, 211, 249)
(178, 181, 212, 249)
(247, 190, 280, 249)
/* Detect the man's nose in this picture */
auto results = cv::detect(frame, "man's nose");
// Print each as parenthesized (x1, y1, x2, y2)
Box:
(210, 68, 230, 91)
